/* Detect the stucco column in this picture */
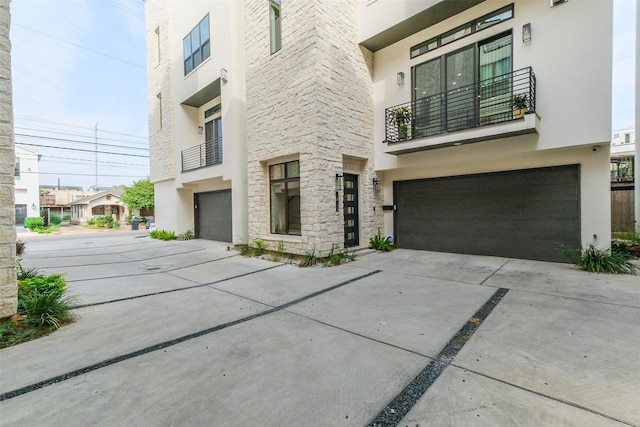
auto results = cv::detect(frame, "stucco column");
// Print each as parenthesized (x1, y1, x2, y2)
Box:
(636, 2, 639, 233)
(0, 0, 17, 318)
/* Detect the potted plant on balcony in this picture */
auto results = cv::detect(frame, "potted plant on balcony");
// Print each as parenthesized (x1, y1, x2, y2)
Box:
(512, 94, 528, 119)
(387, 106, 415, 140)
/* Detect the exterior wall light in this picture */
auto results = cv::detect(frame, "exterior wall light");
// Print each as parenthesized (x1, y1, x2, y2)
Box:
(335, 173, 343, 192)
(197, 126, 203, 134)
(522, 23, 532, 43)
(220, 68, 228, 84)
(397, 72, 405, 86)
(373, 178, 381, 194)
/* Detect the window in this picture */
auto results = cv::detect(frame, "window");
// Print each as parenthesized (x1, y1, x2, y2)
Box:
(412, 32, 512, 136)
(625, 133, 630, 144)
(270, 160, 300, 235)
(183, 15, 210, 75)
(157, 93, 163, 129)
(269, 0, 281, 54)
(155, 27, 161, 64)
(410, 4, 513, 59)
(14, 157, 20, 179)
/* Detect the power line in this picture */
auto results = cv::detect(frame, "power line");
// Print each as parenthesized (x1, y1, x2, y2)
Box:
(41, 155, 148, 167)
(102, 0, 144, 19)
(15, 126, 149, 147)
(16, 134, 149, 152)
(12, 23, 146, 70)
(14, 115, 149, 139)
(20, 171, 147, 178)
(16, 142, 149, 158)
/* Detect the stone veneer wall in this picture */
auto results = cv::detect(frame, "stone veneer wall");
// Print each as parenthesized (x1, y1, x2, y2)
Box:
(145, 0, 176, 184)
(245, 0, 378, 255)
(0, 0, 16, 318)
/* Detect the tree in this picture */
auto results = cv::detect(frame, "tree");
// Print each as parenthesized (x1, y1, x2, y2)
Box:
(122, 179, 154, 211)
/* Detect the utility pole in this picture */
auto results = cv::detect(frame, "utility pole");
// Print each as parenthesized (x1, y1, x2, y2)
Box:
(95, 122, 98, 189)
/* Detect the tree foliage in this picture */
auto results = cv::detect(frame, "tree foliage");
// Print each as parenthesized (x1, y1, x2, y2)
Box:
(122, 179, 154, 211)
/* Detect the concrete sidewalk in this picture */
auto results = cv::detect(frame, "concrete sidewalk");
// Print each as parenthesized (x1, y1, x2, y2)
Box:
(1, 234, 638, 426)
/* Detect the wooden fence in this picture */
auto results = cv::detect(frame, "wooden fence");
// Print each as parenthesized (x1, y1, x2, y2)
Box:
(611, 187, 635, 232)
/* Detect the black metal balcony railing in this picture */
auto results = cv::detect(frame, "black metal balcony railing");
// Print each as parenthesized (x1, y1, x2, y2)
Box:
(182, 136, 223, 172)
(385, 67, 536, 143)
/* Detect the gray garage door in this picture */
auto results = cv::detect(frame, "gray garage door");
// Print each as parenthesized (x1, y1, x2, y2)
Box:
(194, 190, 232, 242)
(394, 165, 580, 262)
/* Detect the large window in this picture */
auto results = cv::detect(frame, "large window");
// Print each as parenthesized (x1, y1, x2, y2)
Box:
(412, 32, 513, 136)
(270, 160, 300, 235)
(183, 15, 210, 75)
(269, 0, 281, 54)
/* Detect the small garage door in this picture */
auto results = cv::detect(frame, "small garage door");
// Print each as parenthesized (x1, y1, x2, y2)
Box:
(195, 190, 232, 242)
(394, 165, 580, 262)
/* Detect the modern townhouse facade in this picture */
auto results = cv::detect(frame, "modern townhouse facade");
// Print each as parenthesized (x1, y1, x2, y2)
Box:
(145, 0, 612, 262)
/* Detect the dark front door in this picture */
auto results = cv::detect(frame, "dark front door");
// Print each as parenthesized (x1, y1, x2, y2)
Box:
(343, 174, 359, 247)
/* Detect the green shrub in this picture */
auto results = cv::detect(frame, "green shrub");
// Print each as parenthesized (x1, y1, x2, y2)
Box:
(49, 213, 62, 225)
(19, 274, 67, 299)
(16, 259, 42, 280)
(63, 214, 71, 222)
(17, 273, 72, 329)
(369, 235, 395, 252)
(573, 244, 638, 275)
(300, 247, 318, 267)
(126, 213, 134, 225)
(19, 291, 74, 329)
(149, 229, 176, 240)
(326, 244, 356, 266)
(108, 220, 120, 229)
(177, 229, 195, 241)
(274, 241, 285, 261)
(25, 217, 45, 231)
(237, 244, 252, 256)
(252, 239, 267, 256)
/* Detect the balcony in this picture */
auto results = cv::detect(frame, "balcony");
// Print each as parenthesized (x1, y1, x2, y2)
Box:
(182, 136, 223, 172)
(384, 67, 537, 154)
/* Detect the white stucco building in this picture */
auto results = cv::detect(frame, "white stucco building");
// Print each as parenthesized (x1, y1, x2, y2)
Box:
(14, 145, 40, 225)
(145, 0, 612, 262)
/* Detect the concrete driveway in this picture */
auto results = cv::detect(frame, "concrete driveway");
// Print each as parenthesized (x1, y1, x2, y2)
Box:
(1, 232, 639, 426)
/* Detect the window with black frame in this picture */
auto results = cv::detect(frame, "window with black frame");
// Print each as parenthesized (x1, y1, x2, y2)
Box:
(183, 15, 210, 75)
(270, 160, 300, 235)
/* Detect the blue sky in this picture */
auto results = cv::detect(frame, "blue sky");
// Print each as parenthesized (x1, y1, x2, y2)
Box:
(10, 0, 148, 190)
(9, 0, 637, 189)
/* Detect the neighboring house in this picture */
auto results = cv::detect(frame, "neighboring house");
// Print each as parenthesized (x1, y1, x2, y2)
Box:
(145, 0, 612, 262)
(69, 187, 128, 224)
(14, 145, 40, 225)
(40, 186, 99, 219)
(610, 127, 635, 232)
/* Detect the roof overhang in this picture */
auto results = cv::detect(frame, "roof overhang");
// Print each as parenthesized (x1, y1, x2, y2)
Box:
(360, 0, 485, 52)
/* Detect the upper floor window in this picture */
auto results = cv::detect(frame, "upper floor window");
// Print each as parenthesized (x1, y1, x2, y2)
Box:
(14, 157, 20, 179)
(183, 15, 210, 75)
(270, 0, 281, 54)
(410, 4, 513, 59)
